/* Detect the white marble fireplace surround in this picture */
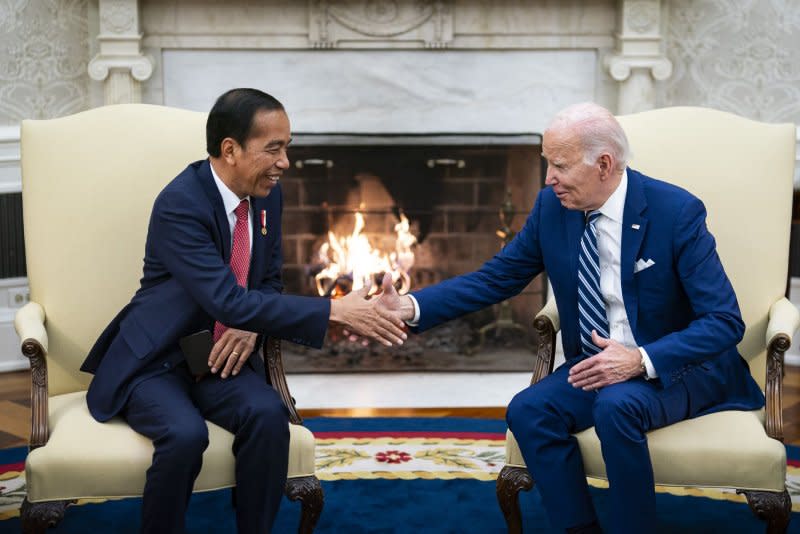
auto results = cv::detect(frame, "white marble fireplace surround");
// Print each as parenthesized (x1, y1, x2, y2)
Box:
(162, 49, 596, 135)
(123, 0, 632, 115)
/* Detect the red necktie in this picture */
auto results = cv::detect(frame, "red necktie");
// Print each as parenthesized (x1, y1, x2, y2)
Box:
(213, 199, 251, 341)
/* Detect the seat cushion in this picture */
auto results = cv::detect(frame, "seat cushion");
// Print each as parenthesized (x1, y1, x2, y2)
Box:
(505, 410, 786, 491)
(25, 391, 316, 502)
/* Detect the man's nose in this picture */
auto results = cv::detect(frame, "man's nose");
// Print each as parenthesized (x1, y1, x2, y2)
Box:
(276, 153, 290, 169)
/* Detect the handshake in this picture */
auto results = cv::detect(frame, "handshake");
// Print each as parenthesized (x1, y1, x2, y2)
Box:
(328, 273, 415, 347)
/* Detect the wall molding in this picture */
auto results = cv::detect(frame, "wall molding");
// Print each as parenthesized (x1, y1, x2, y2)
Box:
(0, 277, 29, 372)
(794, 126, 799, 188)
(0, 130, 24, 371)
(0, 125, 21, 194)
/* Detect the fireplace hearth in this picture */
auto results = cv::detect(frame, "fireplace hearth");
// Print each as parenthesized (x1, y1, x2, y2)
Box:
(281, 134, 544, 372)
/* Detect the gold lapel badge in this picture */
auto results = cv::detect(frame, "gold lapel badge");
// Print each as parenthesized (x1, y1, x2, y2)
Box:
(261, 209, 268, 235)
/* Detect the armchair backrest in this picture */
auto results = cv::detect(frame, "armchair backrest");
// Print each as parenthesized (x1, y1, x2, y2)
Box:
(616, 107, 796, 389)
(21, 104, 208, 396)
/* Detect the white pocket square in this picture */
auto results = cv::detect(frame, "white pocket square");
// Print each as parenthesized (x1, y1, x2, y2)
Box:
(634, 258, 655, 273)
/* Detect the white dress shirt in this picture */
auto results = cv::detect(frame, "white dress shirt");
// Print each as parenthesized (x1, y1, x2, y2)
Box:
(595, 170, 656, 378)
(209, 161, 253, 254)
(408, 169, 657, 378)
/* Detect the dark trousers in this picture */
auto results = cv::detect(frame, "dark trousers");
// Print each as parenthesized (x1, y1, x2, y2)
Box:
(506, 361, 696, 534)
(123, 364, 290, 534)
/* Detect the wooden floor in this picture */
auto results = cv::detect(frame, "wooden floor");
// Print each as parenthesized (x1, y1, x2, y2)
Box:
(1, 368, 799, 448)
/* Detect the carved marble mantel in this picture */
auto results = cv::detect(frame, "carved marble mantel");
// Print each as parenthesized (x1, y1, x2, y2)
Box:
(88, 0, 153, 104)
(605, 0, 672, 114)
(90, 0, 669, 114)
(309, 0, 454, 49)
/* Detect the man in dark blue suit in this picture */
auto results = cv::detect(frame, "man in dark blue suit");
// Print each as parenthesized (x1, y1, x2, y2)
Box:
(381, 103, 764, 533)
(81, 88, 406, 534)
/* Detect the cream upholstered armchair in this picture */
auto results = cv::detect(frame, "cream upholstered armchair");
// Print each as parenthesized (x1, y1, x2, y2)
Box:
(14, 105, 323, 533)
(496, 107, 800, 533)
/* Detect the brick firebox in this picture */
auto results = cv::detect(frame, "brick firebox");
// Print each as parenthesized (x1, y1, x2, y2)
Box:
(279, 134, 546, 372)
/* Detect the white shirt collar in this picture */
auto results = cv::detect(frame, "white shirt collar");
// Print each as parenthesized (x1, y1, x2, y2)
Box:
(209, 160, 250, 216)
(596, 169, 627, 223)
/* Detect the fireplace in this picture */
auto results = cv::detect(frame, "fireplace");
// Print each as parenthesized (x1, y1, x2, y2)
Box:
(281, 133, 545, 372)
(146, 6, 604, 373)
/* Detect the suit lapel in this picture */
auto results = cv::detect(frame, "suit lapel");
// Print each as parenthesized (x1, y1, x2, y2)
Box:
(565, 207, 585, 323)
(620, 168, 648, 335)
(197, 160, 232, 263)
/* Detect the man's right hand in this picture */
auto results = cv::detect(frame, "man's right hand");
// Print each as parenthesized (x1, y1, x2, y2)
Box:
(374, 274, 416, 323)
(329, 273, 408, 346)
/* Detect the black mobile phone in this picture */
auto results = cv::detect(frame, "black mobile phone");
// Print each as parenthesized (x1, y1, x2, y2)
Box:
(179, 330, 213, 376)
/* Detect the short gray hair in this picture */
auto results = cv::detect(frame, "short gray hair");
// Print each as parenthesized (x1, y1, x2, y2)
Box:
(547, 102, 630, 171)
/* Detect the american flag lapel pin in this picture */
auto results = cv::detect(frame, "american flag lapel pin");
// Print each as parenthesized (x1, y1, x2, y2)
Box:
(261, 209, 267, 235)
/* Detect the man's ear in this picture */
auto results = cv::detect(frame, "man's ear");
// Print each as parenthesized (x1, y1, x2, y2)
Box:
(220, 138, 238, 165)
(597, 153, 613, 180)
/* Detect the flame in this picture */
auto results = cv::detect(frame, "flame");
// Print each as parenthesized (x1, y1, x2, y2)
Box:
(314, 212, 417, 297)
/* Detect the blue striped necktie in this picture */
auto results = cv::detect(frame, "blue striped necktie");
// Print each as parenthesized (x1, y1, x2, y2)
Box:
(578, 211, 609, 357)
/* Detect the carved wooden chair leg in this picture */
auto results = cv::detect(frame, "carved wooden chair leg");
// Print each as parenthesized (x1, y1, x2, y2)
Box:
(20, 498, 72, 534)
(286, 475, 324, 534)
(737, 489, 791, 534)
(496, 465, 534, 534)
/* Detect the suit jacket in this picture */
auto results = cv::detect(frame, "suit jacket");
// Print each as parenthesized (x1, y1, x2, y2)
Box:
(413, 168, 764, 414)
(81, 160, 330, 422)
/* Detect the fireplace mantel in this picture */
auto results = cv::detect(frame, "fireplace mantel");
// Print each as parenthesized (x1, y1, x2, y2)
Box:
(89, 0, 671, 118)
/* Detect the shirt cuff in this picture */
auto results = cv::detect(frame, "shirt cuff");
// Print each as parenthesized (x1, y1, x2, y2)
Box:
(638, 347, 658, 379)
(406, 294, 421, 327)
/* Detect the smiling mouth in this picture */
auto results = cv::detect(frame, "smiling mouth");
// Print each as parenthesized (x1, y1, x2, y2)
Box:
(266, 175, 281, 183)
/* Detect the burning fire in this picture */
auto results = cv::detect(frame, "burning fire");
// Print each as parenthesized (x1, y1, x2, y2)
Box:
(313, 212, 417, 298)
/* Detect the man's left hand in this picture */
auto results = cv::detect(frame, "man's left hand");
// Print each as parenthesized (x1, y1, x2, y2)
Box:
(209, 328, 257, 379)
(568, 330, 643, 390)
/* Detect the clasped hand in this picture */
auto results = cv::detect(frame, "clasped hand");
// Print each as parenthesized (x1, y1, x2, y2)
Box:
(330, 273, 408, 347)
(568, 330, 643, 390)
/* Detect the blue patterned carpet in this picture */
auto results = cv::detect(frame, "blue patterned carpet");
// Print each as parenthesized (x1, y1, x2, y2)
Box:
(1, 417, 798, 533)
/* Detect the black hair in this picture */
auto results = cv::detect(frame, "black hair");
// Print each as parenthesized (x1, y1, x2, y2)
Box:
(206, 88, 285, 157)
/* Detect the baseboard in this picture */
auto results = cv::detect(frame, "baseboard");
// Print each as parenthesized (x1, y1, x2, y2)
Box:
(0, 359, 28, 372)
(785, 353, 800, 367)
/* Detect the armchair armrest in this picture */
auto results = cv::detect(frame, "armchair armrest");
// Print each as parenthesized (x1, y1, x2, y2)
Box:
(263, 337, 303, 425)
(531, 298, 560, 385)
(534, 297, 560, 333)
(763, 297, 800, 442)
(766, 297, 800, 347)
(14, 301, 48, 354)
(14, 301, 50, 450)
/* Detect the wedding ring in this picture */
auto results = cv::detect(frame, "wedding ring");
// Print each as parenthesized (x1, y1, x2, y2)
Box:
(231, 351, 240, 357)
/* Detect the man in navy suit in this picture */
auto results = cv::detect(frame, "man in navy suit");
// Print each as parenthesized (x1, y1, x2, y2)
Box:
(380, 102, 764, 533)
(81, 88, 406, 534)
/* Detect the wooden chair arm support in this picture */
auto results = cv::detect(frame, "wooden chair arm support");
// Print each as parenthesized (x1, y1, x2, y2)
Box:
(765, 333, 789, 442)
(264, 337, 303, 425)
(531, 314, 557, 386)
(22, 339, 50, 450)
(14, 302, 50, 450)
(763, 297, 799, 441)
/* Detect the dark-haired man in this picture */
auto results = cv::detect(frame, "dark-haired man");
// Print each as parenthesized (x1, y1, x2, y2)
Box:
(81, 88, 406, 533)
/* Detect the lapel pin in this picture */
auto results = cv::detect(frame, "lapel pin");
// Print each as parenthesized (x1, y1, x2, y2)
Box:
(631, 224, 640, 230)
(261, 209, 267, 235)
